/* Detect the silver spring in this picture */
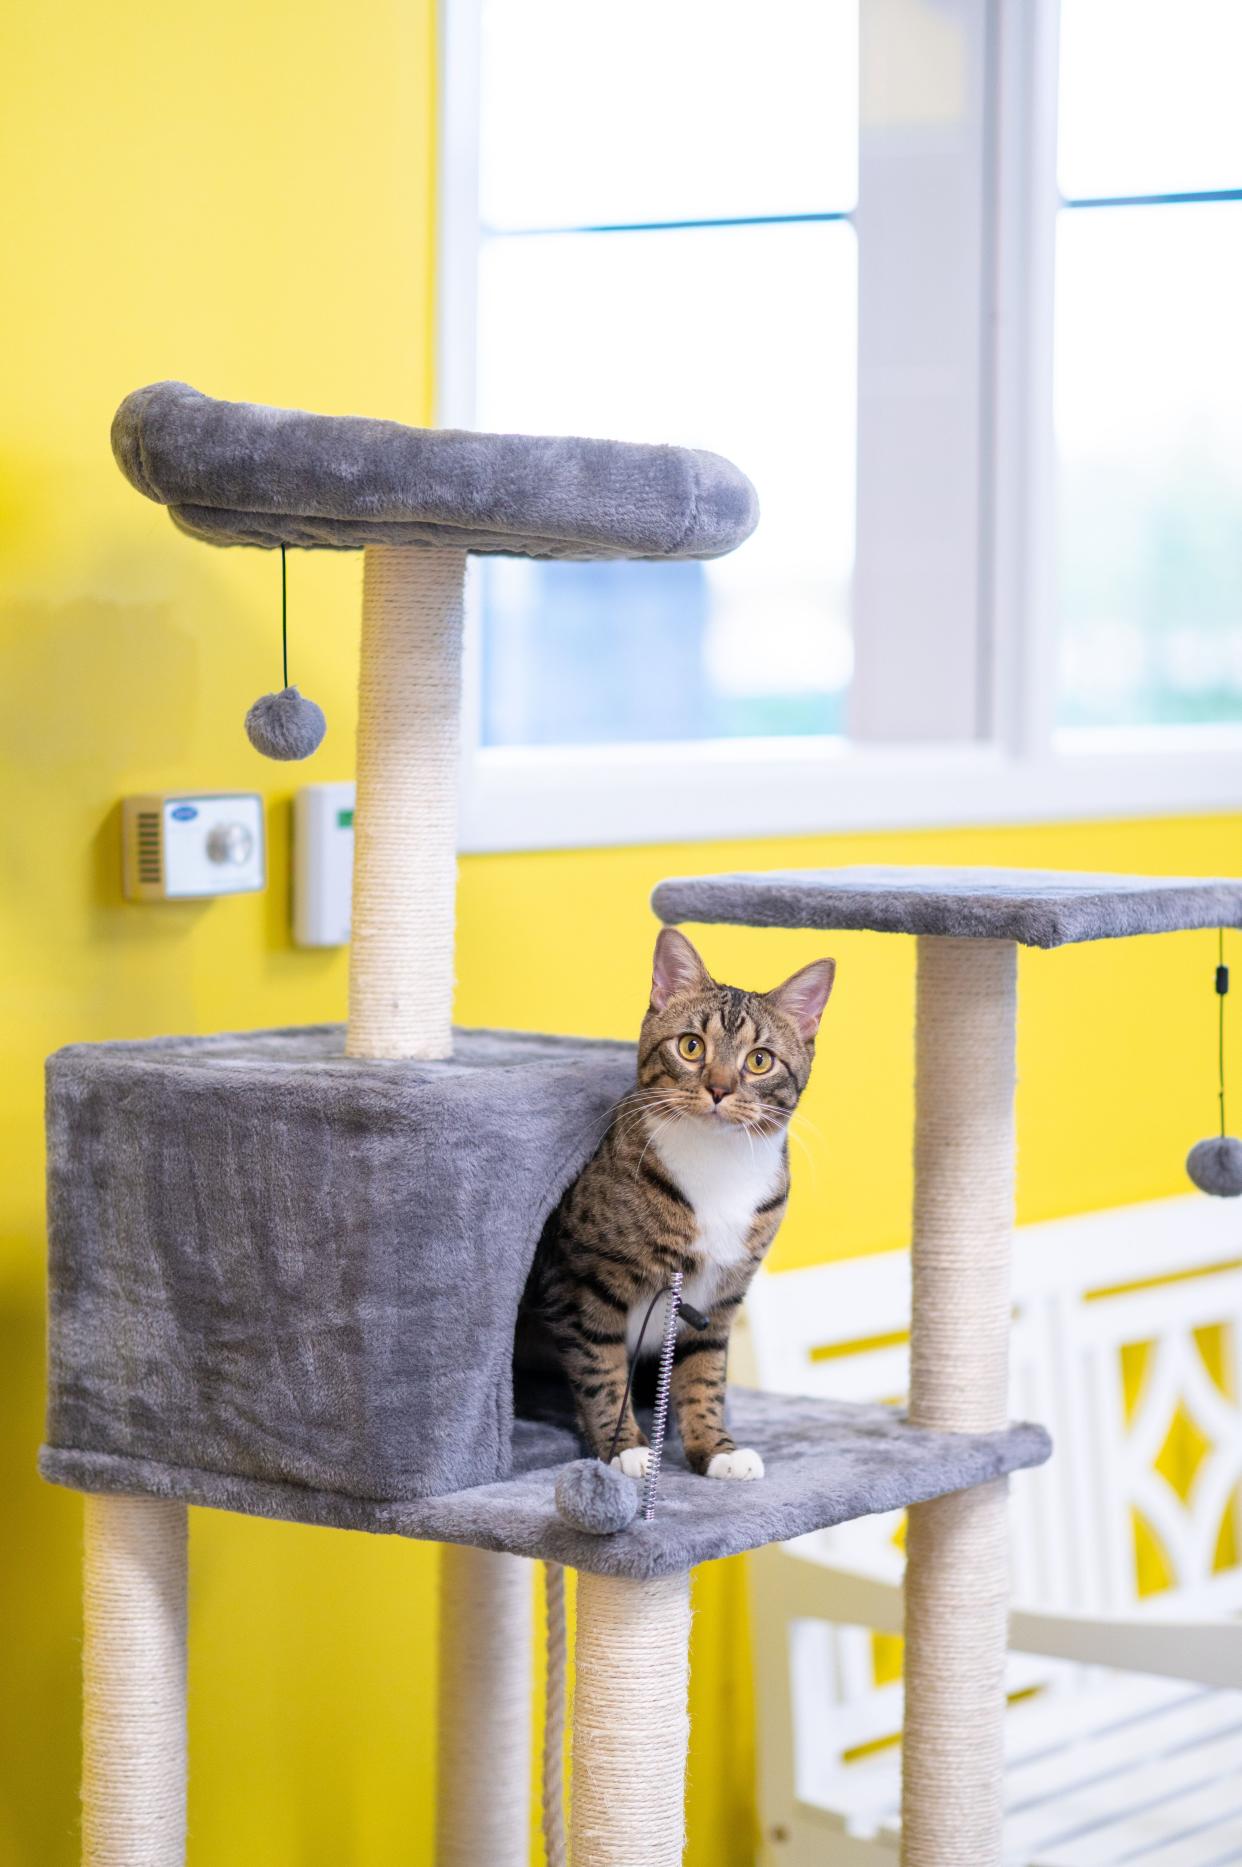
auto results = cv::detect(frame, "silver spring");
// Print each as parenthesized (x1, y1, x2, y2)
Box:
(642, 1271, 683, 1522)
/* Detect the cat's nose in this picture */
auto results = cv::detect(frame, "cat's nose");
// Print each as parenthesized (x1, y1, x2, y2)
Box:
(708, 1083, 729, 1105)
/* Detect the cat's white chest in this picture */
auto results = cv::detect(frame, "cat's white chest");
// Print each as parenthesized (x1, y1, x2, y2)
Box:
(655, 1119, 784, 1308)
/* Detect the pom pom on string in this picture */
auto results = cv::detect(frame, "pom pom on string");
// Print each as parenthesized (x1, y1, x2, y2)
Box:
(245, 545, 327, 761)
(245, 687, 326, 760)
(554, 1459, 639, 1536)
(1186, 1135, 1242, 1198)
(1186, 933, 1242, 1196)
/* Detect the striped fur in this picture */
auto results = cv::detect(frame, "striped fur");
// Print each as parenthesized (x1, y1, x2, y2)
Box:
(523, 930, 835, 1477)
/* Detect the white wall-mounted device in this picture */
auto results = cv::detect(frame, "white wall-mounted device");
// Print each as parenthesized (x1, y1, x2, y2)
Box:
(293, 781, 355, 946)
(122, 793, 266, 901)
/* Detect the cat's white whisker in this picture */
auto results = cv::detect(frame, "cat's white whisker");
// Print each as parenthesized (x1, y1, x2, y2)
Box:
(634, 1111, 684, 1178)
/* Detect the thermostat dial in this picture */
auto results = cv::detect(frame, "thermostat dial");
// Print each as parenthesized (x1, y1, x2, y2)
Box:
(207, 822, 255, 866)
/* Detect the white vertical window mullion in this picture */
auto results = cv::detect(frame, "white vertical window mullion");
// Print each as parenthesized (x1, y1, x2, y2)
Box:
(985, 0, 1062, 764)
(436, 0, 486, 803)
(850, 0, 993, 746)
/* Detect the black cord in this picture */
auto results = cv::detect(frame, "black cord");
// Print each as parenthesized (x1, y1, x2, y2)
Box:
(604, 1287, 666, 1468)
(1218, 928, 1229, 1139)
(601, 1286, 711, 1467)
(281, 545, 288, 689)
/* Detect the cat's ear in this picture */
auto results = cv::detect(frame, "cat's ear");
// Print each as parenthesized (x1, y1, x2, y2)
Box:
(650, 928, 712, 1010)
(768, 958, 836, 1039)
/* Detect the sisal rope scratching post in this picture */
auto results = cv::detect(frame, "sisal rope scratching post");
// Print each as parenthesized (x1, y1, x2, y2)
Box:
(542, 1562, 569, 1867)
(345, 544, 532, 1861)
(570, 1571, 691, 1867)
(81, 1495, 187, 1866)
(901, 936, 1016, 1866)
(435, 1546, 533, 1867)
(347, 544, 466, 1062)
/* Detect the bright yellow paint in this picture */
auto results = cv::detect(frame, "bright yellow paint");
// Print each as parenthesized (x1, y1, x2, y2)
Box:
(4, 2, 1242, 1862)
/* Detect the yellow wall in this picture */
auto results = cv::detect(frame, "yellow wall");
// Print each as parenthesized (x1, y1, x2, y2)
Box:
(3, 3, 1240, 1862)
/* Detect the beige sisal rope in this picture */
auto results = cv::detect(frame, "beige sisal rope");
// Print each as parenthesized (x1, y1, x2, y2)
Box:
(901, 936, 1017, 1867)
(570, 1570, 691, 1867)
(346, 544, 466, 1061)
(542, 1562, 568, 1867)
(435, 1545, 533, 1867)
(82, 1495, 187, 1866)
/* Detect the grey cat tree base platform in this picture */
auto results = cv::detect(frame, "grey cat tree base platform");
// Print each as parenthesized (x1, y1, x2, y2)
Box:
(43, 1400, 1047, 1580)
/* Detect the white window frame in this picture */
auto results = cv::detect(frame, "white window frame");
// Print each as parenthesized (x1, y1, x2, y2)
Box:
(440, 0, 1242, 855)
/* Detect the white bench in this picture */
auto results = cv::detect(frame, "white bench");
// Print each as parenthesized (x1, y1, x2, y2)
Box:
(741, 1195, 1242, 1866)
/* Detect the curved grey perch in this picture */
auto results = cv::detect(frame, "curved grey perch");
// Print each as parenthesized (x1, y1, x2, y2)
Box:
(652, 865, 1242, 949)
(112, 381, 759, 559)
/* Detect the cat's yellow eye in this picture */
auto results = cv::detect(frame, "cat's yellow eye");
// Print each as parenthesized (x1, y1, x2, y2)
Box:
(746, 1047, 774, 1075)
(677, 1033, 705, 1062)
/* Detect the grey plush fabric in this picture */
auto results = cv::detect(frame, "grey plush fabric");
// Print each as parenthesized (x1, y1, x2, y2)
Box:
(554, 1459, 639, 1535)
(244, 687, 326, 760)
(652, 865, 1242, 949)
(112, 382, 759, 560)
(41, 1017, 1052, 1574)
(44, 1025, 636, 1504)
(1186, 1136, 1242, 1196)
(40, 1392, 1050, 1580)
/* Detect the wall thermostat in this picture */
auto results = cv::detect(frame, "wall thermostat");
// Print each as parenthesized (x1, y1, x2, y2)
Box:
(293, 781, 355, 945)
(122, 793, 266, 901)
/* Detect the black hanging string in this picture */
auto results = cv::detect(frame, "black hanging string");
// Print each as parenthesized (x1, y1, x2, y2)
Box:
(281, 544, 289, 689)
(1217, 929, 1229, 1139)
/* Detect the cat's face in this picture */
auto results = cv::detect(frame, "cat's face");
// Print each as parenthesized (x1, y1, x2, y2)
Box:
(637, 928, 835, 1134)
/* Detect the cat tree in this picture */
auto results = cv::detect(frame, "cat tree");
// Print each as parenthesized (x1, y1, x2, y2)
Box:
(61, 381, 1242, 1867)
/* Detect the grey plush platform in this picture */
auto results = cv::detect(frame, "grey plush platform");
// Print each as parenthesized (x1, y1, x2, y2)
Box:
(112, 381, 759, 559)
(41, 1392, 1049, 1580)
(653, 865, 1242, 948)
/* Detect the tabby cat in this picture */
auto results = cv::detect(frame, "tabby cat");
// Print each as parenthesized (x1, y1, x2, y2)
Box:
(522, 927, 835, 1480)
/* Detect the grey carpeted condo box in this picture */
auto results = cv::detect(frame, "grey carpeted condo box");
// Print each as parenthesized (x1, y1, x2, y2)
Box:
(44, 1025, 636, 1507)
(41, 1017, 1054, 1574)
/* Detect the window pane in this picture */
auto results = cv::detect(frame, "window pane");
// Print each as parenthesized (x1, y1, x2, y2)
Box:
(476, 221, 856, 747)
(479, 0, 857, 230)
(1056, 204, 1242, 728)
(1059, 0, 1242, 199)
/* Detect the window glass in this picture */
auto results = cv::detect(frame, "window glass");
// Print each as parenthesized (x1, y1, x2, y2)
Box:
(1056, 4, 1242, 730)
(477, 222, 856, 745)
(474, 1, 859, 748)
(1059, 0, 1242, 199)
(479, 0, 858, 230)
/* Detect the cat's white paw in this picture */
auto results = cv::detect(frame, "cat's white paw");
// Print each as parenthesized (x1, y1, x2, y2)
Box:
(706, 1447, 765, 1481)
(611, 1446, 651, 1479)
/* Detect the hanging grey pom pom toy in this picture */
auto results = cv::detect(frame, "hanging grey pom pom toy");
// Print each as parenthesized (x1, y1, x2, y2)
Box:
(1187, 1135, 1242, 1198)
(245, 687, 326, 760)
(1186, 936, 1242, 1196)
(554, 1459, 639, 1535)
(245, 546, 327, 762)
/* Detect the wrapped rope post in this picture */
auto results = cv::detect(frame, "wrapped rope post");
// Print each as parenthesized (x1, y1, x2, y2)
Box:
(436, 1546, 533, 1867)
(542, 1562, 568, 1867)
(347, 544, 466, 1061)
(901, 936, 1016, 1866)
(81, 1495, 187, 1866)
(345, 545, 533, 1862)
(571, 1570, 691, 1867)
